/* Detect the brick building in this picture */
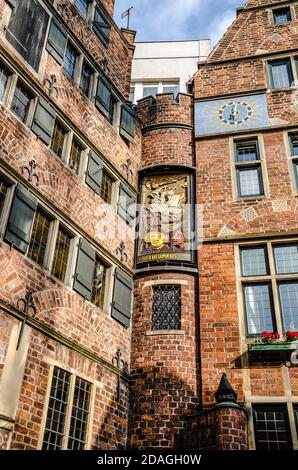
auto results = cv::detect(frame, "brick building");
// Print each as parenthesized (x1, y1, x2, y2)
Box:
(1, 0, 298, 452)
(129, 0, 298, 451)
(0, 0, 141, 450)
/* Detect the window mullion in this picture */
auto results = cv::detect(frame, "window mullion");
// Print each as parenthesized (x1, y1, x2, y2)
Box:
(268, 242, 283, 334)
(63, 372, 76, 450)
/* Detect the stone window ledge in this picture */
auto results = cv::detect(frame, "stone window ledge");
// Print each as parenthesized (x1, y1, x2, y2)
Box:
(145, 330, 185, 336)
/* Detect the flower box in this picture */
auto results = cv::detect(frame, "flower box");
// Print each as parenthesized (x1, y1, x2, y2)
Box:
(249, 342, 298, 352)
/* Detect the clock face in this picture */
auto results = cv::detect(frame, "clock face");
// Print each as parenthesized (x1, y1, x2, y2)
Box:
(195, 93, 270, 136)
(218, 101, 252, 126)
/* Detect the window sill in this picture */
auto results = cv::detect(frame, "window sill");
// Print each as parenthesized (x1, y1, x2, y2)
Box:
(145, 330, 185, 336)
(237, 195, 266, 201)
(268, 87, 297, 93)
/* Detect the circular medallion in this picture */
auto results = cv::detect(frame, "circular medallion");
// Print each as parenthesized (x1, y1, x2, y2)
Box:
(219, 101, 252, 126)
(145, 232, 169, 249)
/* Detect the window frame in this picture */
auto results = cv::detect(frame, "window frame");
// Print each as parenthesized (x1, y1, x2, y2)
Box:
(50, 222, 77, 284)
(252, 404, 293, 450)
(26, 204, 55, 270)
(232, 136, 266, 200)
(9, 78, 36, 126)
(237, 239, 298, 338)
(0, 174, 14, 238)
(151, 284, 182, 331)
(40, 365, 94, 450)
(63, 40, 80, 81)
(268, 58, 294, 90)
(272, 6, 292, 25)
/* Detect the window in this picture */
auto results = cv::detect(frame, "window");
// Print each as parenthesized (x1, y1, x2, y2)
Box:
(10, 81, 33, 123)
(91, 256, 107, 309)
(100, 171, 113, 204)
(163, 84, 179, 98)
(80, 61, 93, 97)
(50, 122, 67, 159)
(42, 366, 91, 450)
(46, 18, 68, 66)
(240, 242, 298, 335)
(93, 4, 111, 47)
(253, 405, 292, 450)
(74, 0, 90, 19)
(152, 285, 181, 330)
(143, 86, 158, 98)
(63, 42, 79, 79)
(235, 139, 264, 198)
(269, 59, 293, 89)
(0, 62, 11, 102)
(95, 75, 116, 124)
(129, 87, 135, 103)
(51, 225, 73, 282)
(27, 207, 52, 267)
(69, 139, 83, 175)
(289, 133, 298, 189)
(273, 7, 292, 24)
(6, 0, 49, 71)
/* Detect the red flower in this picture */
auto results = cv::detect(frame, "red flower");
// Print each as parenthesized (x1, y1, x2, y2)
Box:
(273, 333, 280, 340)
(261, 331, 273, 338)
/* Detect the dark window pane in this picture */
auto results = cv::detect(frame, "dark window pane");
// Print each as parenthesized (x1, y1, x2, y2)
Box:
(273, 7, 291, 24)
(237, 166, 263, 197)
(290, 134, 298, 156)
(91, 257, 107, 309)
(270, 60, 293, 89)
(244, 284, 274, 335)
(253, 405, 292, 450)
(294, 406, 298, 435)
(0, 63, 11, 101)
(27, 208, 51, 267)
(42, 367, 71, 450)
(152, 285, 181, 330)
(80, 61, 92, 97)
(69, 140, 83, 175)
(51, 226, 72, 282)
(236, 139, 259, 162)
(0, 178, 9, 220)
(241, 246, 268, 277)
(63, 43, 78, 79)
(67, 377, 91, 450)
(95, 76, 115, 123)
(100, 171, 113, 204)
(279, 282, 298, 331)
(74, 0, 90, 18)
(50, 122, 67, 158)
(10, 82, 32, 123)
(6, 0, 49, 71)
(274, 244, 298, 274)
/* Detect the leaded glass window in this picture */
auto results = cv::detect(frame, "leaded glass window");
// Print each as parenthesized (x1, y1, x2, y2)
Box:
(42, 367, 91, 450)
(244, 284, 275, 335)
(241, 246, 268, 277)
(63, 42, 79, 79)
(42, 367, 71, 450)
(100, 171, 113, 204)
(0, 63, 11, 102)
(51, 225, 72, 282)
(152, 285, 181, 330)
(69, 139, 83, 175)
(27, 208, 51, 267)
(10, 81, 33, 123)
(80, 61, 93, 97)
(0, 178, 10, 220)
(50, 122, 67, 159)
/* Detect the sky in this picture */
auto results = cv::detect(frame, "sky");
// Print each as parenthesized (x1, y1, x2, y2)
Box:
(113, 0, 246, 46)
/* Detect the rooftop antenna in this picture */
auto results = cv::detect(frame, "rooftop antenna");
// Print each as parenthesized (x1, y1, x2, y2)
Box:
(121, 6, 133, 29)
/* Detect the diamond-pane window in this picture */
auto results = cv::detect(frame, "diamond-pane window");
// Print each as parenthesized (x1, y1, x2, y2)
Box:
(152, 285, 181, 330)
